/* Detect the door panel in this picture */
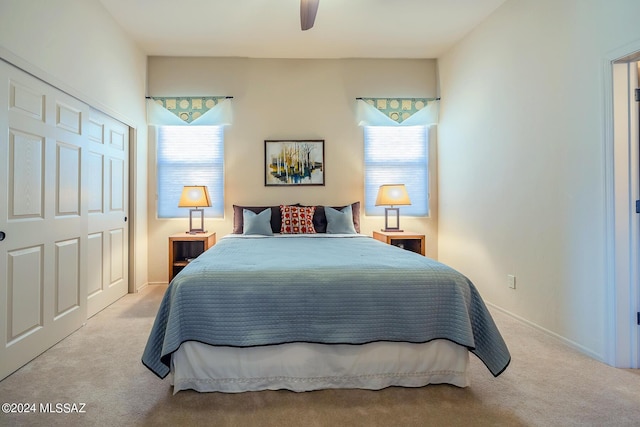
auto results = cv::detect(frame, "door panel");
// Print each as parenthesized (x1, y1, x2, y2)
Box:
(109, 228, 125, 285)
(0, 61, 87, 380)
(87, 152, 104, 213)
(9, 80, 45, 120)
(86, 109, 128, 317)
(7, 245, 43, 344)
(56, 142, 81, 216)
(87, 232, 104, 297)
(0, 60, 129, 380)
(9, 130, 44, 218)
(56, 102, 82, 134)
(55, 238, 80, 317)
(110, 158, 125, 211)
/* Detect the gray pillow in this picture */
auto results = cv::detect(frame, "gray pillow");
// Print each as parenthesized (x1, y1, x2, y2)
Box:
(243, 208, 274, 236)
(324, 205, 357, 234)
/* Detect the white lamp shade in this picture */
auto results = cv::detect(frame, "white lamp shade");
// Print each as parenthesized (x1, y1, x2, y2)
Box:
(178, 185, 211, 208)
(375, 184, 411, 207)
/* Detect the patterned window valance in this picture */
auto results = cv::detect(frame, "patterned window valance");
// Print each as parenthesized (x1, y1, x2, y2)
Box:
(356, 98, 439, 127)
(360, 98, 437, 123)
(152, 96, 229, 123)
(147, 96, 232, 126)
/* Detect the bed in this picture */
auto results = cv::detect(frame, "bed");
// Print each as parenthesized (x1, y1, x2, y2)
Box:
(142, 203, 510, 394)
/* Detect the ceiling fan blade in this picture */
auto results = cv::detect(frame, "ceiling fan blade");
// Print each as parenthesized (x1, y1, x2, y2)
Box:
(300, 0, 319, 31)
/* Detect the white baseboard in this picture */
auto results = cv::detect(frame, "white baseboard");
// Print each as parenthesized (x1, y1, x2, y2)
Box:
(134, 282, 149, 293)
(133, 282, 169, 293)
(486, 302, 605, 363)
(147, 281, 170, 287)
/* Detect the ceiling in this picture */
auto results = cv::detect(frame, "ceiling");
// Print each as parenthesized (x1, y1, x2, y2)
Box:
(98, 0, 506, 59)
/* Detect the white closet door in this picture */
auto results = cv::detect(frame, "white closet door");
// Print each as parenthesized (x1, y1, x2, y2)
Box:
(86, 109, 129, 318)
(0, 60, 129, 380)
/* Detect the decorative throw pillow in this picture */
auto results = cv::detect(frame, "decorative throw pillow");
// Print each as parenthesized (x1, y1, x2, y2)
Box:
(280, 205, 316, 234)
(305, 202, 361, 233)
(243, 208, 274, 236)
(324, 205, 357, 234)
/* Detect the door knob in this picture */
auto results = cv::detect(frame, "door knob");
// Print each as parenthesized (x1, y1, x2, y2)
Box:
(0, 231, 5, 241)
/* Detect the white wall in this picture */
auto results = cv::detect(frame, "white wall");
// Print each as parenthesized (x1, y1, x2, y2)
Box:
(0, 0, 149, 291)
(146, 57, 439, 284)
(438, 0, 640, 360)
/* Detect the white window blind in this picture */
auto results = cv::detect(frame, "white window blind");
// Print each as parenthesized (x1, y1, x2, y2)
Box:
(364, 125, 429, 216)
(157, 125, 224, 218)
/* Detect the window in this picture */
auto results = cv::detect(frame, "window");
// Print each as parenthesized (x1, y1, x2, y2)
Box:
(157, 125, 224, 218)
(364, 125, 429, 216)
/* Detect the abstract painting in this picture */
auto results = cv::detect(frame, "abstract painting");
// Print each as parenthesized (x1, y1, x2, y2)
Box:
(264, 140, 325, 186)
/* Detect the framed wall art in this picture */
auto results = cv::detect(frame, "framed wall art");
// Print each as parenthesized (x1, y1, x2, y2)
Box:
(264, 139, 325, 186)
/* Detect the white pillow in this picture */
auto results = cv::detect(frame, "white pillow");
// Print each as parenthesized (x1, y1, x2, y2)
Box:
(324, 205, 357, 234)
(243, 208, 274, 236)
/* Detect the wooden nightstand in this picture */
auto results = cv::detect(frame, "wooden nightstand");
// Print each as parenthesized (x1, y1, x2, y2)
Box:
(372, 230, 425, 256)
(168, 231, 216, 282)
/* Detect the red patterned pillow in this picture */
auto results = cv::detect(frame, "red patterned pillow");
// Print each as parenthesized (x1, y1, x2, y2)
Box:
(280, 205, 316, 234)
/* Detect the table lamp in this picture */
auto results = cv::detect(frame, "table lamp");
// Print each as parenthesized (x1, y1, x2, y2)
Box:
(375, 184, 411, 232)
(178, 185, 211, 234)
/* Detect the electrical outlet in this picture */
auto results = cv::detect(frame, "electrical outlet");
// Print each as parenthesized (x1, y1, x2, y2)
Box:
(507, 274, 516, 289)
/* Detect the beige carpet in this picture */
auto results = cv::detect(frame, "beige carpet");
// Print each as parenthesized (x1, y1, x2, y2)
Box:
(1, 285, 639, 427)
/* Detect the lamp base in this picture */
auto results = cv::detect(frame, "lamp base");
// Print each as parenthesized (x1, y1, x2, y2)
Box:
(187, 208, 207, 234)
(383, 207, 403, 232)
(381, 228, 404, 233)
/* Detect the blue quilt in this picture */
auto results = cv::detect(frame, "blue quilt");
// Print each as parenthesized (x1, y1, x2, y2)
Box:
(142, 235, 510, 378)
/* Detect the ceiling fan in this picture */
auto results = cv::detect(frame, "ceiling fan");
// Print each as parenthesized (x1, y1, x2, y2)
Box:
(300, 0, 320, 31)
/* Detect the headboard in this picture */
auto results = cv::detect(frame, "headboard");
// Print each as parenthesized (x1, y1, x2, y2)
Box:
(232, 202, 360, 234)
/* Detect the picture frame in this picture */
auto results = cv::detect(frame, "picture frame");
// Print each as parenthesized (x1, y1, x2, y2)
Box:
(264, 139, 325, 186)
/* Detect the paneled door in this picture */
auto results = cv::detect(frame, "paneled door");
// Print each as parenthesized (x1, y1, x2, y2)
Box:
(0, 60, 129, 380)
(86, 109, 129, 318)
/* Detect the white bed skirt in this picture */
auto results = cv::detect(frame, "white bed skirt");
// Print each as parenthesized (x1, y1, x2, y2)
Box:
(170, 340, 470, 394)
